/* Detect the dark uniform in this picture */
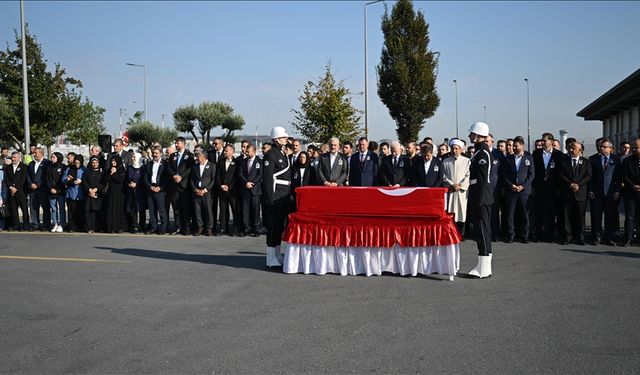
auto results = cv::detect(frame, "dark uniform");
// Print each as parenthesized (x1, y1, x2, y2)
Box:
(262, 144, 292, 248)
(468, 142, 494, 256)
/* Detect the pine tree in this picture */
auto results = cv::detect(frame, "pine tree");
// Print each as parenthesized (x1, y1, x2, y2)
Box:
(377, 0, 440, 145)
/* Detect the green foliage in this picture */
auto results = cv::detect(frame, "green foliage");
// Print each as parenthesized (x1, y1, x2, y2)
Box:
(377, 0, 440, 145)
(291, 62, 362, 144)
(0, 26, 101, 150)
(127, 120, 177, 150)
(173, 101, 244, 147)
(64, 99, 106, 145)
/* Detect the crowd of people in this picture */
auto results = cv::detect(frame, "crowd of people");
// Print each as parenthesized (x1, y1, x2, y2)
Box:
(0, 125, 638, 257)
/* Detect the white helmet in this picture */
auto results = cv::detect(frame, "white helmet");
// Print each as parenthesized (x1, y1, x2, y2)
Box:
(468, 121, 489, 137)
(270, 126, 289, 139)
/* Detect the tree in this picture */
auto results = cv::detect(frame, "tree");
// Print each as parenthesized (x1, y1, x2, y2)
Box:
(0, 26, 101, 151)
(172, 101, 244, 147)
(127, 120, 177, 150)
(377, 0, 440, 145)
(291, 62, 362, 144)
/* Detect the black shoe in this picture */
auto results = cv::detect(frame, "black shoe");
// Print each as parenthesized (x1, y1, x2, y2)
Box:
(519, 238, 530, 244)
(206, 229, 213, 237)
(156, 230, 165, 235)
(575, 240, 586, 246)
(171, 229, 181, 235)
(591, 237, 601, 245)
(558, 240, 569, 245)
(236, 231, 246, 237)
(215, 230, 225, 237)
(249, 231, 260, 237)
(620, 241, 631, 247)
(144, 230, 154, 235)
(505, 238, 514, 243)
(603, 239, 616, 246)
(193, 228, 203, 236)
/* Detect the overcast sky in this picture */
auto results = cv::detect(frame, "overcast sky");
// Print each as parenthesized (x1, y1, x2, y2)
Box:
(1, 1, 639, 145)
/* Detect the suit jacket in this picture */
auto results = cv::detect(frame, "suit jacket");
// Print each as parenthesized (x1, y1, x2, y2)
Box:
(468, 143, 494, 206)
(167, 150, 194, 191)
(349, 151, 379, 187)
(27, 159, 52, 192)
(191, 161, 216, 193)
(5, 163, 28, 195)
(379, 154, 409, 186)
(239, 156, 263, 196)
(588, 153, 620, 198)
(107, 150, 133, 169)
(532, 148, 564, 194)
(411, 157, 444, 187)
(501, 152, 535, 195)
(144, 160, 169, 192)
(216, 157, 239, 193)
(621, 154, 640, 199)
(317, 153, 348, 186)
(559, 156, 592, 201)
(207, 148, 224, 164)
(490, 148, 504, 191)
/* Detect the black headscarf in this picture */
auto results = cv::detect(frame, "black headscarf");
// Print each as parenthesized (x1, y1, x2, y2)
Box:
(52, 152, 64, 166)
(295, 151, 310, 169)
(110, 155, 125, 174)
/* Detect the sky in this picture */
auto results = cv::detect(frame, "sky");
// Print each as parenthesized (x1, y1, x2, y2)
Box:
(1, 1, 639, 146)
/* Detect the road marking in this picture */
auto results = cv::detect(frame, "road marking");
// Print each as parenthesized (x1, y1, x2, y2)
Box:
(0, 255, 132, 263)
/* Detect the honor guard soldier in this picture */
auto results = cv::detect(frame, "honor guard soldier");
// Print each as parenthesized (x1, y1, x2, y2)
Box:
(467, 122, 494, 278)
(262, 126, 292, 267)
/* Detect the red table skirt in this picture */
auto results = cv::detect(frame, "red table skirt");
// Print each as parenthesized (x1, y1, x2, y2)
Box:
(283, 212, 461, 248)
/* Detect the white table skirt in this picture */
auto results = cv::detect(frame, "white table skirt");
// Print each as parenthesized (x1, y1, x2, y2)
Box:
(283, 243, 460, 278)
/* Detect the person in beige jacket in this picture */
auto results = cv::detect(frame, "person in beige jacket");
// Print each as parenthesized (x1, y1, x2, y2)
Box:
(442, 138, 470, 235)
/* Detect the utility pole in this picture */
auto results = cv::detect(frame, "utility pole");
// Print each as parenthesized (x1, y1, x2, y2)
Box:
(20, 0, 30, 151)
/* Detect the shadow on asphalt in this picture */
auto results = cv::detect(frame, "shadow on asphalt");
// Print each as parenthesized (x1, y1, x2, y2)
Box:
(94, 246, 268, 270)
(560, 248, 640, 259)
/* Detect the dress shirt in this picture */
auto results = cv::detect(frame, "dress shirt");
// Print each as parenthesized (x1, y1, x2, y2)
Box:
(423, 158, 432, 175)
(542, 149, 552, 168)
(247, 157, 255, 171)
(514, 153, 524, 172)
(199, 163, 206, 188)
(151, 160, 161, 184)
(330, 153, 337, 169)
(225, 158, 231, 171)
(34, 159, 42, 173)
(13, 164, 18, 173)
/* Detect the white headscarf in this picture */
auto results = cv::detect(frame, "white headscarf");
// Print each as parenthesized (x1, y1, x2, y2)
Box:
(132, 152, 142, 169)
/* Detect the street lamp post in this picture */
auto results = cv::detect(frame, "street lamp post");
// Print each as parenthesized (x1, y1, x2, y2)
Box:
(161, 113, 166, 128)
(453, 80, 458, 138)
(364, 0, 383, 140)
(525, 78, 530, 151)
(126, 62, 147, 121)
(483, 106, 487, 122)
(119, 108, 127, 137)
(20, 0, 30, 151)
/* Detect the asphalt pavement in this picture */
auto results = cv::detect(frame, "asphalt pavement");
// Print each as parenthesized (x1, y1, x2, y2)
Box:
(1, 232, 639, 374)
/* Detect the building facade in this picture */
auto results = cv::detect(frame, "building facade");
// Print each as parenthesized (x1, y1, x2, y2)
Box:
(577, 68, 640, 147)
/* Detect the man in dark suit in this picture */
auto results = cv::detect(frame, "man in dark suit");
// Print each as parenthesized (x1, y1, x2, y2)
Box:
(26, 147, 51, 230)
(6, 151, 29, 230)
(349, 137, 379, 187)
(317, 137, 348, 186)
(191, 150, 216, 236)
(167, 137, 194, 235)
(239, 144, 263, 236)
(621, 138, 640, 246)
(216, 144, 241, 236)
(487, 134, 506, 241)
(411, 143, 443, 187)
(144, 147, 169, 234)
(501, 137, 535, 243)
(558, 142, 592, 245)
(379, 141, 409, 187)
(588, 139, 620, 246)
(531, 133, 565, 242)
(207, 137, 224, 232)
(106, 138, 132, 169)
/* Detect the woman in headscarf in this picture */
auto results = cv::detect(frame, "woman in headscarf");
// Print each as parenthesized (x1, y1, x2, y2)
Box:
(290, 151, 312, 212)
(83, 156, 105, 234)
(105, 154, 126, 233)
(62, 154, 85, 232)
(46, 152, 67, 233)
(126, 152, 147, 233)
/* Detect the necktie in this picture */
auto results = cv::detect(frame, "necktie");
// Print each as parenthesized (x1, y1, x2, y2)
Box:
(393, 156, 398, 168)
(248, 158, 253, 171)
(177, 153, 183, 166)
(361, 153, 365, 163)
(603, 157, 609, 171)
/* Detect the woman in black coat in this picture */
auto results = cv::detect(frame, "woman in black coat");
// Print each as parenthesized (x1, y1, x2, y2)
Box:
(46, 152, 67, 233)
(104, 155, 126, 233)
(83, 156, 105, 234)
(290, 151, 312, 212)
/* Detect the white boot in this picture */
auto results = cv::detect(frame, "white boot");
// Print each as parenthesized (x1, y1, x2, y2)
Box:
(486, 254, 492, 277)
(468, 255, 491, 278)
(266, 247, 282, 267)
